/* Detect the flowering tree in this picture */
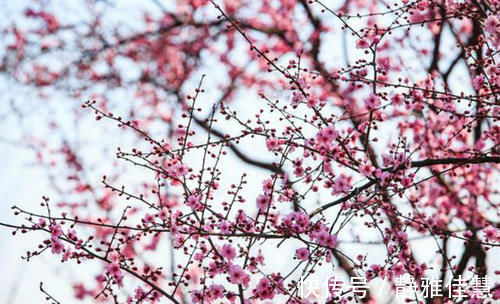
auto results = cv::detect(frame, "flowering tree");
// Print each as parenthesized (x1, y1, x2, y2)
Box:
(1, 0, 500, 303)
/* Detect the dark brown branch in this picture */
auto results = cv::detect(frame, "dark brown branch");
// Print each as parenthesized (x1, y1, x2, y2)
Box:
(410, 156, 500, 167)
(39, 282, 60, 304)
(310, 156, 500, 216)
(309, 180, 376, 216)
(428, 2, 446, 73)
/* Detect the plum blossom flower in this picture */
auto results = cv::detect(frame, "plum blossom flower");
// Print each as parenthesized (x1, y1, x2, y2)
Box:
(400, 176, 412, 188)
(365, 93, 381, 110)
(38, 218, 46, 228)
(359, 163, 373, 177)
(483, 226, 499, 243)
(265, 137, 281, 151)
(262, 178, 274, 194)
(281, 211, 310, 233)
(134, 286, 146, 300)
(191, 290, 203, 303)
(380, 172, 392, 186)
(392, 264, 405, 276)
(73, 283, 92, 300)
(253, 277, 276, 300)
(172, 163, 189, 177)
(256, 194, 271, 211)
(309, 223, 338, 247)
(485, 15, 499, 34)
(326, 235, 338, 247)
(218, 220, 232, 234)
(473, 75, 485, 90)
(220, 244, 236, 260)
(291, 91, 301, 106)
(333, 175, 351, 194)
(382, 153, 394, 167)
(106, 261, 124, 287)
(391, 93, 404, 106)
(187, 194, 203, 211)
(143, 213, 155, 224)
(208, 284, 225, 299)
(366, 264, 385, 280)
(463, 230, 474, 238)
(51, 239, 63, 254)
(158, 207, 169, 221)
(193, 284, 225, 303)
(315, 125, 339, 150)
(228, 264, 250, 287)
(493, 288, 500, 300)
(208, 261, 223, 277)
(293, 165, 304, 177)
(235, 210, 255, 232)
(356, 38, 370, 49)
(295, 247, 309, 260)
(50, 223, 62, 240)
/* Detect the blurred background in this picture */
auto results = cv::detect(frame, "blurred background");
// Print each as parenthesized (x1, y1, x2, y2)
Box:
(0, 0, 498, 303)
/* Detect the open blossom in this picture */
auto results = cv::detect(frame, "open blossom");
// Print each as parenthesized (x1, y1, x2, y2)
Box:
(207, 284, 225, 302)
(228, 263, 250, 287)
(291, 91, 301, 106)
(359, 163, 373, 177)
(380, 172, 392, 186)
(134, 286, 146, 300)
(365, 93, 381, 110)
(253, 277, 276, 300)
(400, 176, 412, 188)
(220, 243, 236, 260)
(333, 175, 352, 194)
(191, 284, 225, 303)
(409, 6, 429, 23)
(366, 264, 385, 280)
(265, 137, 281, 151)
(483, 226, 499, 243)
(208, 261, 223, 277)
(382, 153, 394, 167)
(106, 261, 124, 287)
(262, 178, 274, 194)
(281, 211, 310, 233)
(315, 125, 339, 149)
(356, 38, 370, 49)
(73, 283, 92, 300)
(171, 163, 189, 177)
(186, 194, 203, 211)
(235, 210, 255, 233)
(51, 239, 63, 254)
(473, 75, 485, 90)
(391, 93, 403, 106)
(191, 290, 203, 303)
(218, 220, 232, 234)
(391, 264, 405, 276)
(256, 194, 271, 211)
(157, 207, 169, 221)
(50, 223, 62, 240)
(292, 158, 305, 177)
(485, 15, 499, 34)
(295, 247, 309, 260)
(142, 213, 155, 224)
(312, 229, 338, 247)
